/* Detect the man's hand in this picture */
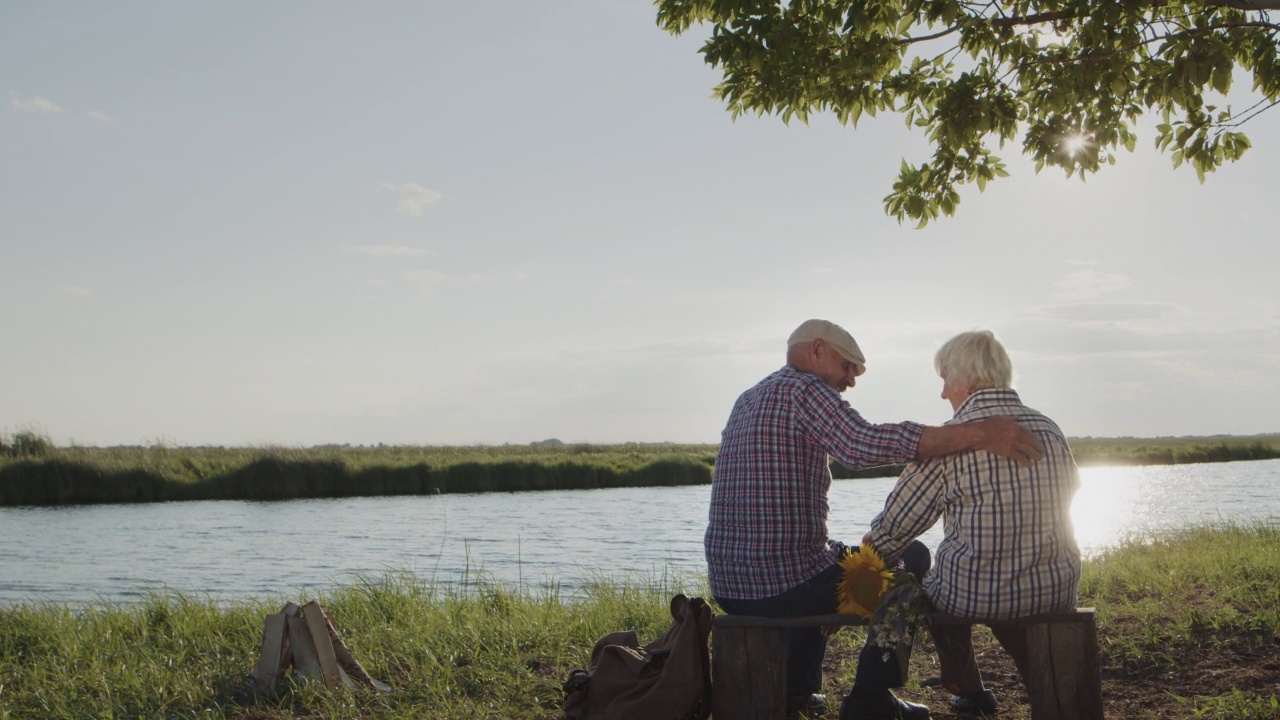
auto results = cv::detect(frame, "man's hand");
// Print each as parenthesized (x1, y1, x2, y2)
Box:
(917, 418, 1045, 463)
(976, 416, 1043, 465)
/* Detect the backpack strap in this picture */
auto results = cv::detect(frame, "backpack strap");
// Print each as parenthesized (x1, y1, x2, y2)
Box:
(685, 596, 715, 720)
(561, 668, 590, 694)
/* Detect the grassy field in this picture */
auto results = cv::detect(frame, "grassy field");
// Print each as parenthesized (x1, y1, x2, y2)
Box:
(2, 431, 1278, 506)
(0, 523, 1276, 719)
(1068, 434, 1280, 466)
(0, 437, 718, 506)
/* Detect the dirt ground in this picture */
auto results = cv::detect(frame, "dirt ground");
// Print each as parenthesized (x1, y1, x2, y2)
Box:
(823, 625, 1280, 719)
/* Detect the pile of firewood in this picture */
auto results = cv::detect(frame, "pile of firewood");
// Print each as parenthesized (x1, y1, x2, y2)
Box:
(250, 600, 391, 693)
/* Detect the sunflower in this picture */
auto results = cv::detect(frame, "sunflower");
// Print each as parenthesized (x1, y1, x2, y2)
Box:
(835, 543, 895, 618)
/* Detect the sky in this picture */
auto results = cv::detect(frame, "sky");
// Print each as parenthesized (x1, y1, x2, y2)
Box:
(3, 1, 1278, 447)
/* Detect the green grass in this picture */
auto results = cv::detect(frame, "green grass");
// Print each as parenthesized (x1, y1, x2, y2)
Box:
(0, 572, 696, 720)
(1178, 691, 1280, 720)
(1079, 523, 1280, 666)
(2, 524, 1277, 719)
(2, 431, 1278, 506)
(1076, 523, 1280, 719)
(1070, 435, 1280, 467)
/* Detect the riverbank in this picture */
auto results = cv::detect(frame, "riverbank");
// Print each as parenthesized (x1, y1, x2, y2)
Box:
(2, 432, 1278, 506)
(1, 523, 1276, 719)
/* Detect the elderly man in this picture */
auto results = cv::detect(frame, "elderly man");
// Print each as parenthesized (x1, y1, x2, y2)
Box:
(864, 330, 1081, 718)
(706, 320, 1043, 720)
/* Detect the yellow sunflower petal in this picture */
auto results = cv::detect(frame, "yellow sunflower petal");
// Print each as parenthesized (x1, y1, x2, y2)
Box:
(835, 544, 893, 618)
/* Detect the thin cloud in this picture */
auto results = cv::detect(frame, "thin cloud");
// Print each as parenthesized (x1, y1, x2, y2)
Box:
(402, 269, 449, 284)
(1053, 268, 1131, 301)
(1004, 310, 1280, 363)
(85, 110, 112, 122)
(399, 269, 493, 292)
(12, 95, 63, 114)
(382, 182, 442, 217)
(1027, 302, 1177, 324)
(346, 244, 433, 257)
(58, 285, 90, 296)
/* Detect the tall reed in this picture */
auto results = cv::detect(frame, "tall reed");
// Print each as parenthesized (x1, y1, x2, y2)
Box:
(0, 443, 717, 506)
(3, 433, 1278, 506)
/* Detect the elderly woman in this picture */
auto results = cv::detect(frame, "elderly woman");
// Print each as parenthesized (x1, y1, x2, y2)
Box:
(862, 330, 1081, 718)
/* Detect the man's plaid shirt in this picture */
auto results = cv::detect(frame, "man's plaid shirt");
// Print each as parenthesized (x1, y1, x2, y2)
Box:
(705, 365, 924, 600)
(867, 388, 1081, 619)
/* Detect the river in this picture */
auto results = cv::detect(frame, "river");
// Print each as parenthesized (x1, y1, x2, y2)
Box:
(2, 459, 1278, 606)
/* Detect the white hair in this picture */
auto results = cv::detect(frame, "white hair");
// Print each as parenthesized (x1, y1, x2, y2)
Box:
(934, 330, 1013, 390)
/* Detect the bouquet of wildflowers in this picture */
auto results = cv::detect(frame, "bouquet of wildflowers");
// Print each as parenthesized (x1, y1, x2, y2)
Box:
(835, 543, 932, 679)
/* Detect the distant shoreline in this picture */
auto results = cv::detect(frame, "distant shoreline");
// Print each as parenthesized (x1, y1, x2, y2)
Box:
(2, 433, 1278, 507)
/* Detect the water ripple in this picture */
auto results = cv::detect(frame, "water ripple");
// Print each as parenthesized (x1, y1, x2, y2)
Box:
(1, 460, 1277, 605)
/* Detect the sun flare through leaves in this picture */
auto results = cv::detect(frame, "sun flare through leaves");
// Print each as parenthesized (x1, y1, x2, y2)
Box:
(1063, 132, 1094, 158)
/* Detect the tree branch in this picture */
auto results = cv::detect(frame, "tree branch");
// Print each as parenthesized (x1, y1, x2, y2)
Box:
(1210, 0, 1280, 9)
(1220, 97, 1280, 125)
(900, 4, 1279, 48)
(989, 11, 1077, 28)
(899, 11, 1074, 46)
(1017, 19, 1280, 66)
(901, 25, 962, 44)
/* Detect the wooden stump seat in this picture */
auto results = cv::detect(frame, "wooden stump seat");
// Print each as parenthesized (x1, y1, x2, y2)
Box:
(710, 608, 1101, 720)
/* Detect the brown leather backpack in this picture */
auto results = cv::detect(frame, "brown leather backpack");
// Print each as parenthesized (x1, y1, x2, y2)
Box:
(562, 594, 714, 720)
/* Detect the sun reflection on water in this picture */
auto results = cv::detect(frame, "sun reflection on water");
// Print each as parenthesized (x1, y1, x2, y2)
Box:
(1071, 461, 1280, 557)
(1072, 466, 1144, 555)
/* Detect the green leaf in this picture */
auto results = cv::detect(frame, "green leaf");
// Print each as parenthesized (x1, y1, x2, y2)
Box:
(1212, 64, 1232, 95)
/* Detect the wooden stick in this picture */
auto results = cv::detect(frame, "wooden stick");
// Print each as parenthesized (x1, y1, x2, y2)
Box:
(286, 615, 323, 684)
(250, 613, 289, 692)
(302, 601, 343, 689)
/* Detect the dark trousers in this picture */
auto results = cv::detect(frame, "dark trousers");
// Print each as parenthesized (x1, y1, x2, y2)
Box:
(929, 622, 1032, 697)
(715, 541, 932, 699)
